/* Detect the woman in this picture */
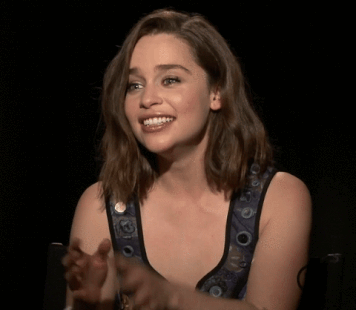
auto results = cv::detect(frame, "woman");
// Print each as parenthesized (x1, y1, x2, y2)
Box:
(63, 8, 312, 310)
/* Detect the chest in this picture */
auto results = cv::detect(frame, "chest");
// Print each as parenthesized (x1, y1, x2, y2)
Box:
(140, 199, 230, 288)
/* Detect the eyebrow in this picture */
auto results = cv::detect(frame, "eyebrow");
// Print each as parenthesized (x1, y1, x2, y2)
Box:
(128, 64, 192, 76)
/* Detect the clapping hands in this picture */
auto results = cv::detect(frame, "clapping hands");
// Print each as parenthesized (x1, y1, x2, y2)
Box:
(63, 238, 180, 309)
(116, 254, 179, 309)
(62, 238, 111, 304)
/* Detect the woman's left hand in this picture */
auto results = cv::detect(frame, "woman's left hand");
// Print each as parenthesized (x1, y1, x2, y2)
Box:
(115, 254, 180, 310)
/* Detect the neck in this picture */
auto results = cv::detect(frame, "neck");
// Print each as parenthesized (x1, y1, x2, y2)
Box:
(154, 145, 217, 203)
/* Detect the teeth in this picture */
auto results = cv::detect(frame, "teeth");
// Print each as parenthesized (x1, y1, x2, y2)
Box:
(143, 117, 174, 126)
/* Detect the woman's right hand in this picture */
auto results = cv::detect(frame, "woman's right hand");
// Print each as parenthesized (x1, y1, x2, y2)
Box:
(62, 238, 112, 304)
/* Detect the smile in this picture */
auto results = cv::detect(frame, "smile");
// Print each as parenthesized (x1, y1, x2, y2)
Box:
(143, 117, 174, 126)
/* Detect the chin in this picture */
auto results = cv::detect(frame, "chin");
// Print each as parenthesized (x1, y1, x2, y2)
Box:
(144, 144, 175, 157)
(137, 136, 170, 151)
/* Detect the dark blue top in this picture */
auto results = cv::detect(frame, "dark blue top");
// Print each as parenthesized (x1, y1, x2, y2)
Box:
(106, 164, 277, 308)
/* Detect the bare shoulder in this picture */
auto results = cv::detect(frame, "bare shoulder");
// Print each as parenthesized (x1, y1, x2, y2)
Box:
(273, 171, 310, 191)
(70, 182, 111, 255)
(258, 171, 312, 243)
(264, 172, 312, 216)
(76, 182, 104, 210)
(245, 172, 312, 309)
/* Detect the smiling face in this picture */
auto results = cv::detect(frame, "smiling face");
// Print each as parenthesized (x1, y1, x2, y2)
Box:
(124, 33, 221, 159)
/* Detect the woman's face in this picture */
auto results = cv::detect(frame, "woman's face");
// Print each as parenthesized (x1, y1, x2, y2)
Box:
(124, 33, 221, 158)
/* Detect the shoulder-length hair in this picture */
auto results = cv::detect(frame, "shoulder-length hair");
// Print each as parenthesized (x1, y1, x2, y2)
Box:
(98, 8, 274, 204)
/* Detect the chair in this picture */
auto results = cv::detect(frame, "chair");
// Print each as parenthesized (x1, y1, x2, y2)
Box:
(298, 254, 345, 309)
(43, 243, 67, 310)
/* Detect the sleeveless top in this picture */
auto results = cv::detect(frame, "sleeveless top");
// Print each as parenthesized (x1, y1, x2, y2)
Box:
(106, 164, 277, 308)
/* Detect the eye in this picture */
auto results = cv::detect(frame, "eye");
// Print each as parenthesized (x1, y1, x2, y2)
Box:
(126, 82, 143, 93)
(163, 77, 181, 86)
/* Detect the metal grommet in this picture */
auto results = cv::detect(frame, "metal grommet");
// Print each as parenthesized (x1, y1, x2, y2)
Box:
(250, 163, 260, 175)
(119, 220, 135, 234)
(239, 190, 251, 203)
(236, 231, 252, 246)
(241, 207, 254, 219)
(122, 245, 134, 257)
(225, 272, 233, 280)
(115, 202, 126, 214)
(209, 285, 223, 297)
(252, 180, 260, 187)
(239, 261, 248, 268)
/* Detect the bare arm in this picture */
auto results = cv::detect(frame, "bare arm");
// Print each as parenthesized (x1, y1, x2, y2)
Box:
(174, 172, 312, 310)
(65, 183, 118, 310)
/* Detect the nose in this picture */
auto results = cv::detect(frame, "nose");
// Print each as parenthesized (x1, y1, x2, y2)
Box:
(140, 83, 163, 109)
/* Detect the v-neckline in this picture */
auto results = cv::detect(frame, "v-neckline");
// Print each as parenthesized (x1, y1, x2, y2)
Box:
(133, 192, 237, 289)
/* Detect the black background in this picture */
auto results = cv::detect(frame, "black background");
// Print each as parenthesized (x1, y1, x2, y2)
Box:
(1, 1, 354, 308)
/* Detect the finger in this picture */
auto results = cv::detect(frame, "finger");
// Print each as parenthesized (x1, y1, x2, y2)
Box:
(96, 238, 112, 259)
(132, 286, 151, 308)
(62, 253, 80, 270)
(66, 241, 84, 263)
(72, 289, 86, 300)
(67, 240, 91, 268)
(115, 253, 130, 275)
(69, 237, 81, 249)
(120, 266, 147, 296)
(72, 289, 99, 303)
(61, 254, 71, 268)
(65, 270, 82, 291)
(62, 251, 86, 270)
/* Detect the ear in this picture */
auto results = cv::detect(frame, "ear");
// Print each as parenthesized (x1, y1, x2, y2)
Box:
(210, 89, 222, 111)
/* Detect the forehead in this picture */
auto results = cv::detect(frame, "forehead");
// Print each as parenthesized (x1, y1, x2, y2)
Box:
(130, 34, 196, 69)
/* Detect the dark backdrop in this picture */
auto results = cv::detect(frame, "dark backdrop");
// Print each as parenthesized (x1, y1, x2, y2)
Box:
(1, 1, 354, 308)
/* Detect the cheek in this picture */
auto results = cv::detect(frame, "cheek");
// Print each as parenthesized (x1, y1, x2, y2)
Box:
(177, 86, 204, 110)
(180, 90, 211, 118)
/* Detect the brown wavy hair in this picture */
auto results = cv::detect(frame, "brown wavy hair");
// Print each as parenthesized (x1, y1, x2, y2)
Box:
(98, 8, 274, 204)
